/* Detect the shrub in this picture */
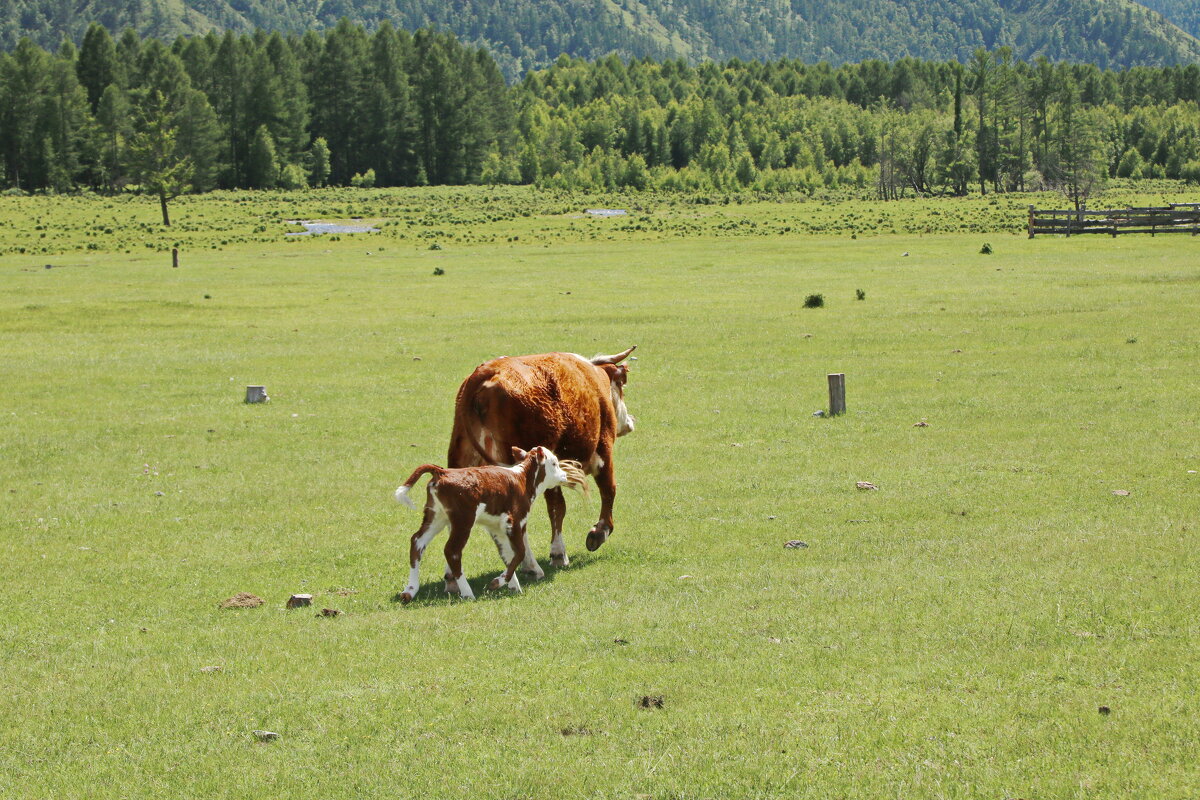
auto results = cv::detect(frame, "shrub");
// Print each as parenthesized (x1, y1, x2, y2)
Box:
(804, 293, 825, 308)
(277, 163, 309, 190)
(980, 242, 993, 254)
(855, 289, 866, 300)
(350, 169, 376, 188)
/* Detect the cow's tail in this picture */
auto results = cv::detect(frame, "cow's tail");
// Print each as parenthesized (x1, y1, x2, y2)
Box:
(395, 464, 444, 509)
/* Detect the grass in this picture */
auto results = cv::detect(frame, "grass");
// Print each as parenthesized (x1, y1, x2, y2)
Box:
(1, 187, 1198, 798)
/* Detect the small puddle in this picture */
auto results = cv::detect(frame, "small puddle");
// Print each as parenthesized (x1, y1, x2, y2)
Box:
(286, 220, 380, 236)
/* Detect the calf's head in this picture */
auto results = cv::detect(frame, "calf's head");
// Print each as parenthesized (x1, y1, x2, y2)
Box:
(511, 446, 572, 495)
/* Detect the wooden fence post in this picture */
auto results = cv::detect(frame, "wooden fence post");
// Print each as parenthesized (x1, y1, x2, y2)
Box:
(827, 373, 846, 416)
(172, 248, 179, 268)
(1028, 206, 1035, 239)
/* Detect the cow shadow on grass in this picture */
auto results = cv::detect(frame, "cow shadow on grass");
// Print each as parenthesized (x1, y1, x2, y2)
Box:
(390, 551, 604, 607)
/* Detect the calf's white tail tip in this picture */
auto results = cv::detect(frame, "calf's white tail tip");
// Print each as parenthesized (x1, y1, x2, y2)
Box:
(395, 484, 416, 509)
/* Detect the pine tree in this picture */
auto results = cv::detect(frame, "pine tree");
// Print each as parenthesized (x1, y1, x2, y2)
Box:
(246, 124, 278, 189)
(175, 89, 223, 192)
(128, 89, 193, 225)
(77, 23, 122, 112)
(95, 84, 132, 190)
(310, 20, 369, 184)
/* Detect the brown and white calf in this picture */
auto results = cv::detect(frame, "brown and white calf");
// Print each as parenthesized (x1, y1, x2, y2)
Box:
(393, 446, 575, 603)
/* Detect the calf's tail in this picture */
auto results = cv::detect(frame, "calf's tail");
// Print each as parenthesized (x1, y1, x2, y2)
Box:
(395, 464, 444, 509)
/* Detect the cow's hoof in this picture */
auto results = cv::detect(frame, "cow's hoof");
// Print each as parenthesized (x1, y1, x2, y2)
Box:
(399, 591, 414, 605)
(444, 581, 460, 595)
(586, 530, 606, 551)
(520, 566, 546, 581)
(486, 577, 503, 591)
(550, 553, 570, 568)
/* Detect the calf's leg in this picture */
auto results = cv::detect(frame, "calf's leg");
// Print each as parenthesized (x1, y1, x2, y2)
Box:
(400, 507, 448, 603)
(488, 519, 526, 593)
(443, 514, 476, 600)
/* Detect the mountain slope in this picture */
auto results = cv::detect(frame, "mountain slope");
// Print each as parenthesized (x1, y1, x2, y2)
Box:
(3, 0, 1199, 74)
(1135, 0, 1200, 39)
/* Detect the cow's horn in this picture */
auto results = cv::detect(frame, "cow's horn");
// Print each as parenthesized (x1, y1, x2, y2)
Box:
(590, 346, 637, 366)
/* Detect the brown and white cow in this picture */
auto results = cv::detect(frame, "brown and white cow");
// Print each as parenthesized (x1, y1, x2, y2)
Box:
(446, 346, 636, 574)
(394, 446, 584, 603)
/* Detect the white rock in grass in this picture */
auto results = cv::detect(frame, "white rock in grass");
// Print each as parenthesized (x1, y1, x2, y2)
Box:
(253, 730, 280, 742)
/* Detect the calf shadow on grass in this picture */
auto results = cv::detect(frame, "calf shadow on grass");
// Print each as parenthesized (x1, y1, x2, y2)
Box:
(390, 551, 603, 607)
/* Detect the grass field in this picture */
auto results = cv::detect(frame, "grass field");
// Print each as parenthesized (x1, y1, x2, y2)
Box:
(1, 187, 1198, 798)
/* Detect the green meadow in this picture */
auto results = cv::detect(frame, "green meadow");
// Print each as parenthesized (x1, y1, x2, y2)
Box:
(1, 187, 1198, 798)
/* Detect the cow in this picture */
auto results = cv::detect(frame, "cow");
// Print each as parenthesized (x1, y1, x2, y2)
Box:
(394, 446, 587, 603)
(446, 346, 636, 577)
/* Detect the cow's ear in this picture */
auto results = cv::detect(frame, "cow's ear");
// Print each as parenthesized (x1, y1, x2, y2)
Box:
(511, 446, 528, 462)
(600, 363, 628, 385)
(533, 446, 547, 462)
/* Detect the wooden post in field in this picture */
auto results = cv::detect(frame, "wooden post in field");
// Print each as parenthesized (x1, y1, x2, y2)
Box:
(172, 248, 179, 268)
(827, 373, 846, 416)
(245, 385, 268, 403)
(1028, 205, 1035, 239)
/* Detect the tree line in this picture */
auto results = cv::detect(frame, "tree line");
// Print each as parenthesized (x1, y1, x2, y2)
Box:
(3, 23, 1200, 212)
(7, 0, 1200, 78)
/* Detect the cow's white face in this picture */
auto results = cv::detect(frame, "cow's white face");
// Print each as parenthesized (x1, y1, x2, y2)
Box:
(609, 366, 635, 437)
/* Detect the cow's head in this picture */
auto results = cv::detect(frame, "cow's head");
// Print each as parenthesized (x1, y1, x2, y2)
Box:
(600, 362, 635, 437)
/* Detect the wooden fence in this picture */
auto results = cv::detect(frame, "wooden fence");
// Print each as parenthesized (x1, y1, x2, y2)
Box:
(1028, 203, 1200, 238)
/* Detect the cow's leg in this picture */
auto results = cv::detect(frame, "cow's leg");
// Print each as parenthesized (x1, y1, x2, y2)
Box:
(586, 444, 616, 552)
(443, 513, 476, 600)
(488, 518, 526, 593)
(400, 507, 448, 604)
(545, 486, 569, 568)
(444, 565, 459, 595)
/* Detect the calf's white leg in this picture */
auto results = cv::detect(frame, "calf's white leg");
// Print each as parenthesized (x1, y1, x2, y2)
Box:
(400, 508, 448, 604)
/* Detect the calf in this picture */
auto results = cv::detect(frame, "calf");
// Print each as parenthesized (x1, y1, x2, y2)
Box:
(393, 446, 584, 603)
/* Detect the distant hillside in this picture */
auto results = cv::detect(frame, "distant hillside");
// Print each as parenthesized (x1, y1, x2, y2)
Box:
(1136, 0, 1200, 39)
(4, 0, 1200, 75)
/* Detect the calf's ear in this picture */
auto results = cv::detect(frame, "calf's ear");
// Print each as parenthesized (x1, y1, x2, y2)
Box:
(511, 446, 528, 462)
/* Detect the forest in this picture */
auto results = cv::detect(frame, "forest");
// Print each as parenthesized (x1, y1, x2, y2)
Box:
(6, 0, 1200, 77)
(3, 21, 1200, 208)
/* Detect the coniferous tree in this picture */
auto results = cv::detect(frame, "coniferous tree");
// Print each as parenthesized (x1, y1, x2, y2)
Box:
(246, 124, 278, 188)
(310, 19, 369, 184)
(128, 89, 193, 225)
(77, 23, 122, 111)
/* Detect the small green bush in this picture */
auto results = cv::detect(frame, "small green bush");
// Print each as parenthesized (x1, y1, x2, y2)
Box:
(804, 293, 825, 308)
(980, 242, 993, 254)
(855, 289, 866, 300)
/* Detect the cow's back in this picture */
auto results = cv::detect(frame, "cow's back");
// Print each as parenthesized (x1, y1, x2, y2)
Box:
(447, 353, 613, 468)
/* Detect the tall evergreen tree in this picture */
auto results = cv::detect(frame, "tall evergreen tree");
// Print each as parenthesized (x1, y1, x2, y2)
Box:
(77, 23, 121, 112)
(128, 89, 193, 225)
(246, 124, 278, 188)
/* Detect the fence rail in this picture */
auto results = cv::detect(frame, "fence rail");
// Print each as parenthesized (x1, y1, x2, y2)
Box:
(1028, 203, 1200, 237)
